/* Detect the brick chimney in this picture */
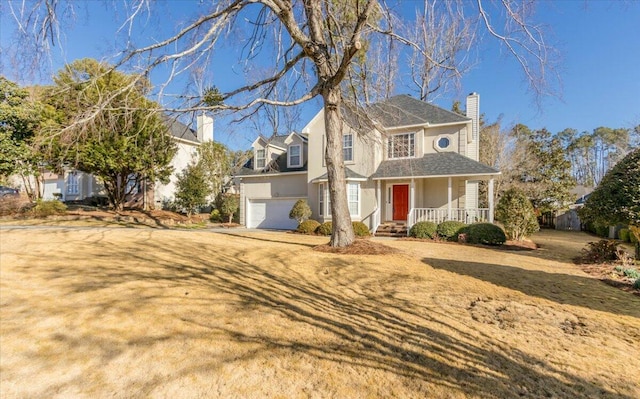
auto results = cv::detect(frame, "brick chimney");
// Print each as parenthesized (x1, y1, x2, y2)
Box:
(196, 114, 214, 142)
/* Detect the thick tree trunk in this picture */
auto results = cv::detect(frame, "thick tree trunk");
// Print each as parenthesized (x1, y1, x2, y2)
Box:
(144, 179, 155, 211)
(323, 87, 355, 247)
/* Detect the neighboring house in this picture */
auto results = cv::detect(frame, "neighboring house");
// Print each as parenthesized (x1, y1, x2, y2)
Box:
(40, 114, 214, 208)
(237, 93, 501, 234)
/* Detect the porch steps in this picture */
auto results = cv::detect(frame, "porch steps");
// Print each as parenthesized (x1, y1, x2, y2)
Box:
(375, 222, 407, 238)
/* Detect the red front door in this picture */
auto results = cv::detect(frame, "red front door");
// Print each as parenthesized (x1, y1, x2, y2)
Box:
(393, 184, 409, 220)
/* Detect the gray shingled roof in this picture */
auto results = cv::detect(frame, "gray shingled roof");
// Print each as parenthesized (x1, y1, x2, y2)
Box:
(162, 116, 199, 142)
(371, 152, 500, 179)
(369, 95, 470, 128)
(311, 167, 368, 182)
(237, 152, 307, 176)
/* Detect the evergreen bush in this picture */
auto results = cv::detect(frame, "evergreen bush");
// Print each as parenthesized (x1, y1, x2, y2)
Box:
(32, 200, 67, 217)
(618, 228, 630, 242)
(316, 221, 332, 236)
(409, 221, 438, 239)
(297, 220, 320, 234)
(465, 223, 506, 245)
(495, 188, 539, 240)
(436, 221, 467, 241)
(289, 199, 312, 223)
(352, 221, 370, 237)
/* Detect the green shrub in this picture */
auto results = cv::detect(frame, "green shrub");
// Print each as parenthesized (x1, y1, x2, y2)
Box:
(289, 199, 312, 223)
(594, 223, 609, 238)
(619, 228, 630, 242)
(495, 188, 539, 240)
(623, 268, 640, 280)
(32, 199, 67, 217)
(630, 231, 639, 244)
(219, 193, 239, 223)
(209, 209, 222, 222)
(437, 221, 467, 241)
(581, 240, 620, 263)
(634, 278, 640, 290)
(297, 220, 320, 234)
(316, 221, 332, 236)
(352, 221, 370, 237)
(174, 164, 209, 216)
(409, 221, 438, 239)
(465, 223, 506, 245)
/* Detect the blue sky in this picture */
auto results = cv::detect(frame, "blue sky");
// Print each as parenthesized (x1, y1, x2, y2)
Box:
(1, 1, 639, 150)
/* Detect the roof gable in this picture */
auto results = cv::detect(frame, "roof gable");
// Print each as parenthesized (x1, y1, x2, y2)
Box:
(162, 116, 199, 143)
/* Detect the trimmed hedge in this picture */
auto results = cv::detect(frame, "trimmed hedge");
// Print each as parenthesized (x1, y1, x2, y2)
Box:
(297, 220, 321, 234)
(316, 221, 333, 236)
(409, 221, 438, 239)
(352, 221, 370, 237)
(464, 223, 506, 246)
(437, 221, 467, 241)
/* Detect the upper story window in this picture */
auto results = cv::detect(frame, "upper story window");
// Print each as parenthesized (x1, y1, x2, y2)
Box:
(67, 172, 79, 194)
(256, 149, 266, 169)
(288, 144, 302, 167)
(435, 135, 451, 151)
(387, 133, 415, 159)
(343, 134, 353, 162)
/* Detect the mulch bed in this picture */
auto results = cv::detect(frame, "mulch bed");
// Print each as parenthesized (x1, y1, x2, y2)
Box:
(314, 239, 400, 255)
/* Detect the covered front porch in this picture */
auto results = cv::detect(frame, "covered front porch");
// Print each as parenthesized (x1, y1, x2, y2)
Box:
(371, 175, 497, 234)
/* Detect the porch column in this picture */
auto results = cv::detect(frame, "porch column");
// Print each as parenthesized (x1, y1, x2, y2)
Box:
(376, 180, 381, 226)
(447, 177, 452, 220)
(488, 178, 495, 223)
(410, 178, 415, 216)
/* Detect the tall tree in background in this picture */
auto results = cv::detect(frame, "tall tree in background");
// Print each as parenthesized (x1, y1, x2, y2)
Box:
(559, 126, 638, 187)
(8, 0, 558, 247)
(506, 124, 574, 213)
(0, 76, 49, 199)
(196, 141, 250, 199)
(42, 59, 177, 211)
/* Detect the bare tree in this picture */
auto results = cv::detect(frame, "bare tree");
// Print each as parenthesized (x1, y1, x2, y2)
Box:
(6, 0, 559, 247)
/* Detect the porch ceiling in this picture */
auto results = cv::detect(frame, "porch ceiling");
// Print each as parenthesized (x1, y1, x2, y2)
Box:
(371, 152, 500, 180)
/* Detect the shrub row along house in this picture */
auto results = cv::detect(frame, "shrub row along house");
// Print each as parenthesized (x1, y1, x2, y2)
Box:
(237, 93, 500, 235)
(39, 115, 214, 209)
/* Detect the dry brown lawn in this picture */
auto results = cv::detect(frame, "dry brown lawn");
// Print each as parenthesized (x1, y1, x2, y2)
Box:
(1, 226, 639, 398)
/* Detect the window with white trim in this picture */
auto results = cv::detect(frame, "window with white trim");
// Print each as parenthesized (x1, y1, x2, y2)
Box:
(343, 133, 353, 162)
(318, 182, 359, 217)
(256, 149, 266, 169)
(319, 183, 325, 217)
(67, 172, 79, 194)
(435, 135, 451, 151)
(288, 144, 301, 167)
(348, 182, 359, 216)
(387, 133, 415, 159)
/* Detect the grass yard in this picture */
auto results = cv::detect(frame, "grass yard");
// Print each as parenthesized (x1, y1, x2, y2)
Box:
(1, 227, 639, 398)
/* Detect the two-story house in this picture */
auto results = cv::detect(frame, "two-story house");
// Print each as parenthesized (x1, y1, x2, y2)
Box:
(237, 93, 500, 234)
(40, 114, 214, 209)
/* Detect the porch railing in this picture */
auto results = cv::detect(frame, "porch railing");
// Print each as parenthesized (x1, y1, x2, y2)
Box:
(407, 208, 490, 232)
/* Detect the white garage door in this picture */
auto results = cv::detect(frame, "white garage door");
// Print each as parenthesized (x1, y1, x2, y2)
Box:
(247, 199, 300, 230)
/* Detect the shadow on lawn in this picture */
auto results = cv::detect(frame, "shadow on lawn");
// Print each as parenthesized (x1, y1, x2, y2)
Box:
(7, 230, 636, 398)
(426, 257, 640, 319)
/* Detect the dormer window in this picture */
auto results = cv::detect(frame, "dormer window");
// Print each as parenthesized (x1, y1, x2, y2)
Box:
(387, 132, 415, 159)
(256, 149, 266, 169)
(288, 144, 301, 167)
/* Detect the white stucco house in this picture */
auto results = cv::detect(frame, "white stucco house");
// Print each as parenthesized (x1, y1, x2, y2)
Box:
(237, 93, 501, 234)
(40, 114, 214, 208)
